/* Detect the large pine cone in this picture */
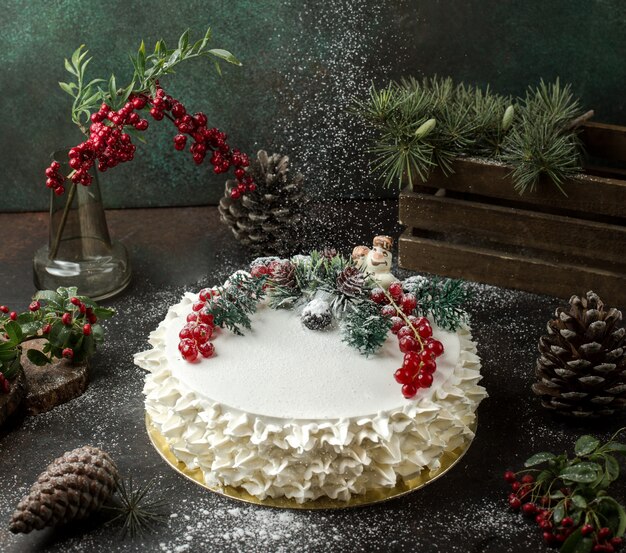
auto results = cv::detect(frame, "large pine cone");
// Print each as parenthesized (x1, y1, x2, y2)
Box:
(9, 446, 119, 533)
(218, 150, 307, 256)
(532, 291, 626, 418)
(336, 267, 367, 298)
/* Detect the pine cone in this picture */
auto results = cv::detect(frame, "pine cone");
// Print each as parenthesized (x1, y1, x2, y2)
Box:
(336, 267, 367, 298)
(219, 150, 307, 256)
(9, 446, 119, 533)
(532, 291, 626, 418)
(270, 260, 297, 289)
(302, 299, 333, 330)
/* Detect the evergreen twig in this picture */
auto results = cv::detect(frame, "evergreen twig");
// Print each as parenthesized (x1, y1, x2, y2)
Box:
(341, 301, 391, 357)
(405, 277, 471, 331)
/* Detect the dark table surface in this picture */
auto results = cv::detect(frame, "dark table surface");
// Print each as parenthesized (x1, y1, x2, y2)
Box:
(0, 201, 624, 553)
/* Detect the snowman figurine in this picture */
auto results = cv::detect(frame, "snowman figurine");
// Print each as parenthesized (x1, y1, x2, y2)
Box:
(352, 235, 399, 290)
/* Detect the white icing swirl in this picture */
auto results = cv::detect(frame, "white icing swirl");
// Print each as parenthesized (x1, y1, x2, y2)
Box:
(135, 296, 487, 503)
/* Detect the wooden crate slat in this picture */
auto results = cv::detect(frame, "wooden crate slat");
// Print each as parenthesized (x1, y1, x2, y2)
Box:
(399, 191, 626, 266)
(398, 230, 626, 308)
(423, 158, 626, 219)
(581, 121, 626, 163)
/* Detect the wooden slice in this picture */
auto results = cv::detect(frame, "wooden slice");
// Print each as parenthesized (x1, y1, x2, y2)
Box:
(20, 340, 89, 415)
(0, 368, 26, 427)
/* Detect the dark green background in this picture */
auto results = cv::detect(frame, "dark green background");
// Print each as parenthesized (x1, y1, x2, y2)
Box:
(1, 0, 625, 212)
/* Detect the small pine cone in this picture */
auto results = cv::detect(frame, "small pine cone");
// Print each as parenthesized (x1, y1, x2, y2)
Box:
(302, 299, 332, 330)
(9, 446, 119, 534)
(218, 150, 307, 256)
(336, 267, 367, 298)
(270, 260, 297, 289)
(321, 247, 338, 260)
(532, 291, 626, 418)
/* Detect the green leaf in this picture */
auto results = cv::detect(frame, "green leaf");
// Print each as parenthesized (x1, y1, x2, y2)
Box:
(213, 60, 222, 77)
(560, 462, 602, 483)
(553, 501, 565, 524)
(139, 39, 146, 57)
(35, 290, 63, 305)
(605, 454, 620, 483)
(603, 442, 626, 454)
(575, 435, 600, 456)
(571, 495, 587, 509)
(64, 58, 77, 76)
(93, 307, 115, 320)
(26, 349, 49, 366)
(4, 321, 23, 345)
(59, 82, 76, 97)
(57, 287, 78, 299)
(71, 45, 84, 70)
(560, 528, 593, 553)
(178, 29, 189, 51)
(524, 452, 556, 467)
(208, 48, 241, 66)
(108, 74, 117, 103)
(598, 497, 626, 537)
(91, 324, 104, 343)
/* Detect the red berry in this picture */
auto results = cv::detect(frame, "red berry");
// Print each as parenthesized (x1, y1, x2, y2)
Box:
(503, 471, 517, 483)
(88, 313, 97, 324)
(192, 301, 206, 312)
(178, 338, 198, 361)
(399, 336, 419, 353)
(29, 301, 40, 312)
(70, 297, 81, 306)
(401, 383, 417, 399)
(521, 474, 535, 484)
(198, 310, 214, 326)
(521, 502, 537, 516)
(421, 359, 437, 374)
(390, 317, 404, 334)
(171, 103, 186, 118)
(509, 496, 522, 509)
(511, 481, 521, 492)
(539, 520, 552, 530)
(51, 161, 61, 171)
(0, 306, 8, 313)
(230, 188, 241, 200)
(561, 517, 574, 528)
(198, 341, 215, 358)
(610, 537, 622, 547)
(42, 323, 52, 334)
(417, 324, 432, 339)
(581, 525, 595, 537)
(394, 368, 412, 384)
(403, 351, 421, 372)
(179, 325, 194, 340)
(400, 293, 417, 313)
(132, 96, 147, 109)
(388, 282, 403, 300)
(380, 305, 396, 318)
(62, 313, 72, 325)
(397, 326, 413, 339)
(543, 532, 555, 545)
(416, 372, 433, 388)
(599, 528, 612, 540)
(135, 119, 149, 131)
(192, 324, 213, 344)
(427, 340, 444, 356)
(62, 348, 74, 359)
(83, 323, 92, 336)
(419, 349, 433, 363)
(54, 186, 65, 196)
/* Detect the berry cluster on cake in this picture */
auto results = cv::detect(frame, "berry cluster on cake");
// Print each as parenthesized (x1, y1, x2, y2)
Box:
(135, 240, 487, 504)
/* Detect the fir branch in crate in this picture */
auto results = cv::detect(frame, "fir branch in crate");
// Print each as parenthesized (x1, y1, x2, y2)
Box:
(355, 75, 586, 195)
(405, 277, 471, 331)
(342, 301, 392, 357)
(207, 273, 266, 335)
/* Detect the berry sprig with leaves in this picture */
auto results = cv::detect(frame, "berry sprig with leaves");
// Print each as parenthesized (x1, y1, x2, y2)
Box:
(0, 287, 114, 393)
(504, 430, 626, 552)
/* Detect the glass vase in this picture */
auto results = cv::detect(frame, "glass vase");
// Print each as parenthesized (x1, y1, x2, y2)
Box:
(33, 153, 131, 300)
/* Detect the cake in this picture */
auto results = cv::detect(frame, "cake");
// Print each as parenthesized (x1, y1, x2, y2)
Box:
(135, 251, 487, 504)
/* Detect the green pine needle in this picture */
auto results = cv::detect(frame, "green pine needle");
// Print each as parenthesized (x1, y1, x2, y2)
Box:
(355, 75, 585, 195)
(207, 272, 266, 335)
(105, 478, 167, 539)
(406, 277, 471, 331)
(342, 301, 391, 356)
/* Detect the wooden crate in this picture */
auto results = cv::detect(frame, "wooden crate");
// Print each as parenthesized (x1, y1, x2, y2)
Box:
(398, 122, 626, 307)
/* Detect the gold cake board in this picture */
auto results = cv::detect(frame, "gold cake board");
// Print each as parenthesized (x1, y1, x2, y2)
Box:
(146, 413, 476, 510)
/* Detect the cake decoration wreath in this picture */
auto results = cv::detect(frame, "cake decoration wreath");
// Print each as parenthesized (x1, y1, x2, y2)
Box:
(177, 237, 471, 399)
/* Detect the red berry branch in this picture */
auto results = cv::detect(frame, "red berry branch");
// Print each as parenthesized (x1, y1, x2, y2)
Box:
(504, 431, 626, 552)
(44, 29, 254, 259)
(370, 282, 444, 399)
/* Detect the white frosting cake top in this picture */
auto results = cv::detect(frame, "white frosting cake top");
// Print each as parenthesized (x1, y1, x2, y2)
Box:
(154, 293, 460, 420)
